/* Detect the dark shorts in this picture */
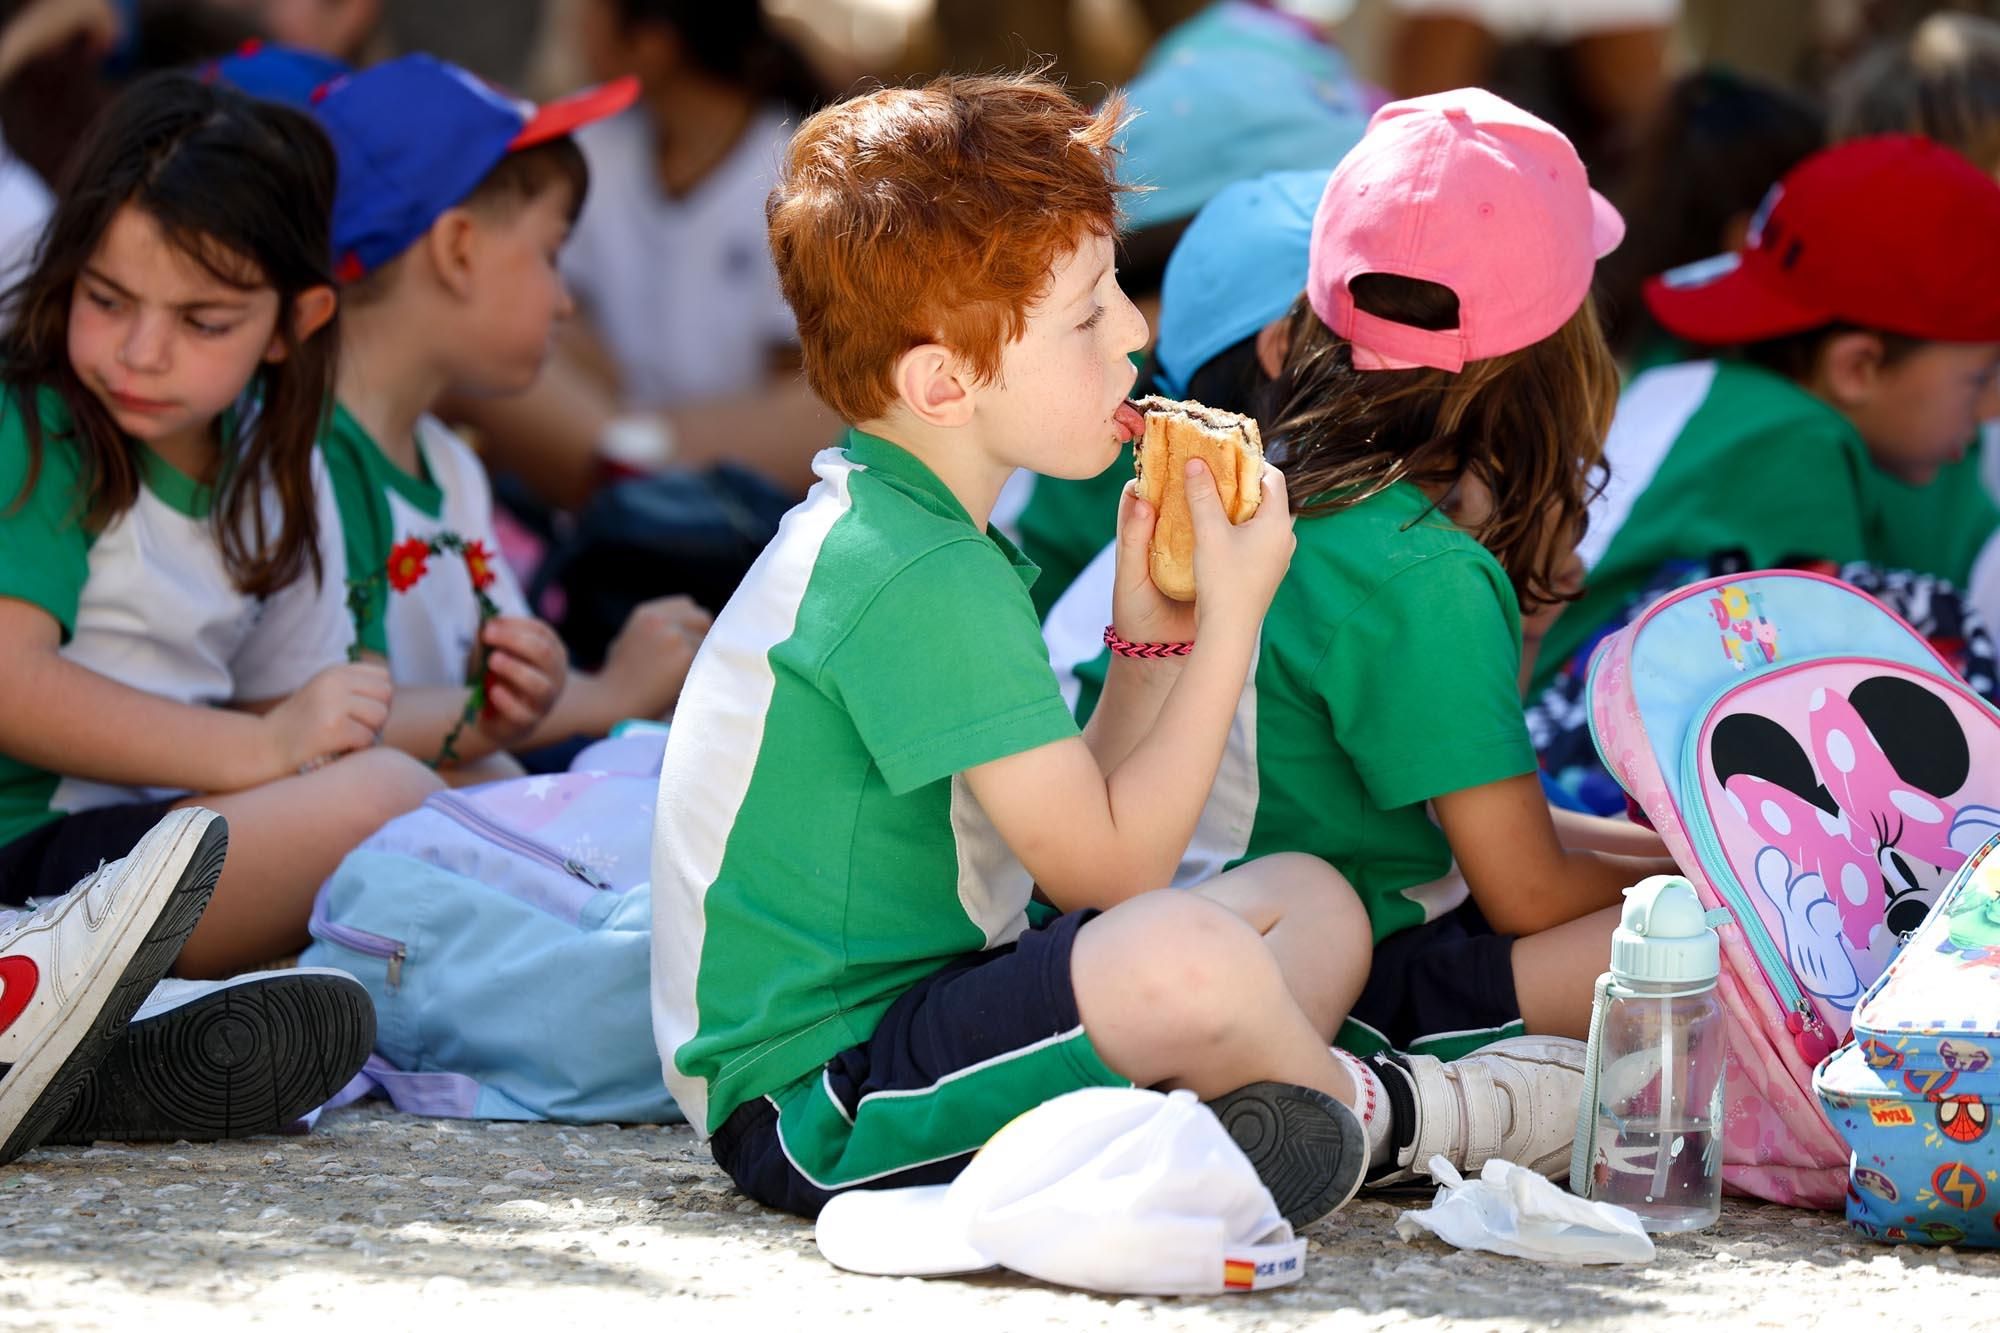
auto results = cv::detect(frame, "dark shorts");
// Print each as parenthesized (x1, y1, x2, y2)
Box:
(711, 907, 1122, 1218)
(1341, 899, 1524, 1063)
(0, 801, 181, 908)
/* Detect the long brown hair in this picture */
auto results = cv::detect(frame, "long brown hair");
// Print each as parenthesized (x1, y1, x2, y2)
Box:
(1267, 274, 1620, 610)
(0, 72, 338, 597)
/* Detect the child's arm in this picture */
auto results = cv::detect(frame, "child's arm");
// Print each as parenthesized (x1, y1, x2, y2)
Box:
(1550, 804, 1670, 858)
(966, 462, 1293, 908)
(1437, 773, 1676, 936)
(514, 596, 710, 747)
(1076, 482, 1198, 775)
(0, 598, 389, 791)
(373, 617, 566, 764)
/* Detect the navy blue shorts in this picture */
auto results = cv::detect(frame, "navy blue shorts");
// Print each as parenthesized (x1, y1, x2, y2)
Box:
(1342, 900, 1524, 1062)
(0, 800, 181, 908)
(710, 908, 1122, 1218)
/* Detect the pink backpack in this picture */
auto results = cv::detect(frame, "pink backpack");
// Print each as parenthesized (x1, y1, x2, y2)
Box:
(1589, 570, 2000, 1207)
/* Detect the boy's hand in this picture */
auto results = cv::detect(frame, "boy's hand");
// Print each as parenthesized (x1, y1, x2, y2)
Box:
(598, 596, 712, 723)
(263, 661, 393, 778)
(474, 616, 568, 746)
(1109, 480, 1197, 649)
(1188, 460, 1295, 637)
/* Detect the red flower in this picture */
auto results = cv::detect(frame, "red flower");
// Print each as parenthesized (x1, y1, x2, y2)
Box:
(387, 538, 430, 592)
(462, 539, 497, 592)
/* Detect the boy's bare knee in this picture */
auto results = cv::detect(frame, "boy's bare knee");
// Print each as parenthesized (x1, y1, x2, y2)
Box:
(1080, 890, 1283, 1042)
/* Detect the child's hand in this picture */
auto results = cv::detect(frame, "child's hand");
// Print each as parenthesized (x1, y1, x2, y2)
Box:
(1189, 459, 1295, 636)
(1109, 479, 1197, 650)
(598, 596, 712, 723)
(474, 616, 568, 746)
(264, 661, 393, 778)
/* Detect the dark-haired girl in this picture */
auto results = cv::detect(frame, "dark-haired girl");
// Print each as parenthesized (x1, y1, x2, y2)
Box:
(0, 71, 437, 977)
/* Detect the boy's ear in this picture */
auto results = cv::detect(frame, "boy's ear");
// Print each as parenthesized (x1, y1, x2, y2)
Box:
(262, 285, 339, 363)
(1255, 316, 1291, 380)
(1816, 330, 1887, 409)
(421, 207, 484, 302)
(891, 343, 975, 428)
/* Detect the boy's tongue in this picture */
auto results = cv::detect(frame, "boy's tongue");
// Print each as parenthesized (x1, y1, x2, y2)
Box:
(1113, 401, 1146, 444)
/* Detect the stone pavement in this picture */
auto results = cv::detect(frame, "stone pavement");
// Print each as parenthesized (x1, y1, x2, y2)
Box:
(1, 1107, 1994, 1331)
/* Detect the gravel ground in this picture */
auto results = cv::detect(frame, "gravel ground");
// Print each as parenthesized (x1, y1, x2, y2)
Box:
(0, 1106, 1992, 1331)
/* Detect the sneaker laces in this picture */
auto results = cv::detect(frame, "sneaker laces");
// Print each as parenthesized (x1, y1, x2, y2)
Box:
(0, 859, 114, 936)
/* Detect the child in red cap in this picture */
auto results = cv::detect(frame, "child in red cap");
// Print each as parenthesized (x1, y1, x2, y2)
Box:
(1540, 134, 2000, 688)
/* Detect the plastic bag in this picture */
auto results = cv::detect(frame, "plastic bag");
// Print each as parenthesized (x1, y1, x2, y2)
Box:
(1393, 1156, 1656, 1265)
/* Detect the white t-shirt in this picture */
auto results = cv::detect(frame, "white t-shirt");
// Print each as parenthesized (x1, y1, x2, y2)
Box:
(317, 405, 529, 687)
(562, 105, 798, 408)
(0, 134, 51, 292)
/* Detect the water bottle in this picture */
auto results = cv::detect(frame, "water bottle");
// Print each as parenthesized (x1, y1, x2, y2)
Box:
(1570, 875, 1725, 1233)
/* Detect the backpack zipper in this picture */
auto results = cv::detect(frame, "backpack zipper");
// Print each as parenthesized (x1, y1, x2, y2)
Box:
(306, 901, 409, 990)
(427, 791, 614, 891)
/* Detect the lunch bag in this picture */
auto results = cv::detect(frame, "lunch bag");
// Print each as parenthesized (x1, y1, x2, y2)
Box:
(1815, 832, 2000, 1246)
(301, 727, 678, 1124)
(1589, 570, 2000, 1206)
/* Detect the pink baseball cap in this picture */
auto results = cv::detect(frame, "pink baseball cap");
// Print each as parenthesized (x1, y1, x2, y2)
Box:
(1306, 87, 1624, 372)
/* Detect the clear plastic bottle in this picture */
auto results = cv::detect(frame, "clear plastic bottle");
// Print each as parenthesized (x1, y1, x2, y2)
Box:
(1571, 875, 1725, 1233)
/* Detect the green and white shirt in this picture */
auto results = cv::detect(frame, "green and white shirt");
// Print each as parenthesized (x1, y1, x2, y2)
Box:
(1540, 359, 1999, 691)
(1050, 483, 1534, 941)
(0, 387, 350, 848)
(652, 429, 1083, 1141)
(317, 403, 529, 685)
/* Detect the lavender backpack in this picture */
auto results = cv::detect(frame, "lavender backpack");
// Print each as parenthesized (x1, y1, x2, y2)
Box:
(301, 727, 678, 1124)
(1589, 570, 2000, 1207)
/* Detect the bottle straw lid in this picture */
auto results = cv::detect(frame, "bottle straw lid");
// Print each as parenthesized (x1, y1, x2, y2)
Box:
(1610, 875, 1720, 987)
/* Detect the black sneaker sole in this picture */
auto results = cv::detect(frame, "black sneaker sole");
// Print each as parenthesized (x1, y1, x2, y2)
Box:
(1207, 1081, 1367, 1230)
(0, 815, 228, 1163)
(43, 969, 376, 1145)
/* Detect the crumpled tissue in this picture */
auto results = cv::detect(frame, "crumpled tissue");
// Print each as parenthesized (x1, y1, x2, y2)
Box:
(1393, 1156, 1656, 1265)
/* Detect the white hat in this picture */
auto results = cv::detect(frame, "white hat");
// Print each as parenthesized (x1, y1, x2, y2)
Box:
(813, 1086, 1307, 1295)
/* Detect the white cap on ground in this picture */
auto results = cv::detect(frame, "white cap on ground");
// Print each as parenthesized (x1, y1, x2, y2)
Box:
(813, 1086, 1307, 1296)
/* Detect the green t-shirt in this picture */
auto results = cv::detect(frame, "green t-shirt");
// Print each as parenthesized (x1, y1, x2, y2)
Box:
(1539, 361, 1885, 693)
(1060, 483, 1533, 941)
(1867, 449, 1999, 591)
(0, 387, 348, 848)
(1229, 483, 1535, 941)
(650, 429, 1086, 1152)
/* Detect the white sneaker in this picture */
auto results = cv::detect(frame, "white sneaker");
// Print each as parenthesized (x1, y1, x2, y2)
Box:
(0, 808, 226, 1163)
(42, 967, 375, 1145)
(1367, 1036, 1588, 1186)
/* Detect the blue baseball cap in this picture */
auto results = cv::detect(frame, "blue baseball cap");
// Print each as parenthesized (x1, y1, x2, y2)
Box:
(200, 39, 350, 106)
(1116, 2, 1368, 232)
(1151, 168, 1331, 399)
(306, 54, 638, 281)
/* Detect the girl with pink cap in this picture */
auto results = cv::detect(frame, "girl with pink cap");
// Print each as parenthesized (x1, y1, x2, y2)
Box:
(1185, 86, 1677, 1189)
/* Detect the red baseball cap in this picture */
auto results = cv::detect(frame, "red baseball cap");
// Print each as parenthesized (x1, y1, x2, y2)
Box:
(1645, 134, 2000, 346)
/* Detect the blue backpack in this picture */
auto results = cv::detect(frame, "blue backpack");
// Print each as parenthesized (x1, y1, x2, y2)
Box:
(1816, 832, 2000, 1247)
(301, 727, 678, 1124)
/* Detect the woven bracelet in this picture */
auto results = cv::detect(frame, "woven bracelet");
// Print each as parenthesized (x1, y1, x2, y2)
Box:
(1103, 624, 1194, 659)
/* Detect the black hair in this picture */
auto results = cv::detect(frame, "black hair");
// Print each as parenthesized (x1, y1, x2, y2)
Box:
(0, 71, 338, 596)
(610, 0, 825, 115)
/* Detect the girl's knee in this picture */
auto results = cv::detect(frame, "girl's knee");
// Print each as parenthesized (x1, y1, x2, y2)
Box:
(331, 748, 442, 817)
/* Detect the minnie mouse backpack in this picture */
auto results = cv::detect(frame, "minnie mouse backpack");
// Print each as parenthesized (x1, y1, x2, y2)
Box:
(1589, 570, 2000, 1207)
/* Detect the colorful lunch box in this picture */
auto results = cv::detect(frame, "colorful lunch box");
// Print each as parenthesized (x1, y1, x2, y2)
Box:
(1815, 832, 2000, 1246)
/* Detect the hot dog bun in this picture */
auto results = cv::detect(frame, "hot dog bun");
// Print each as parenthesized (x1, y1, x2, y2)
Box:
(1131, 395, 1264, 601)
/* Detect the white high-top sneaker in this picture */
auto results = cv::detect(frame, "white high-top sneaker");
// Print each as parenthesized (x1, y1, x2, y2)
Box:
(1365, 1036, 1588, 1186)
(42, 967, 375, 1145)
(0, 809, 226, 1163)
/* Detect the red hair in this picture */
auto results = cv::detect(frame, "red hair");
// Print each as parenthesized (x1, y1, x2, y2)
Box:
(768, 72, 1129, 423)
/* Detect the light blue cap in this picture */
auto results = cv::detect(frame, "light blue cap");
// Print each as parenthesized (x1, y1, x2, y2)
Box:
(1152, 167, 1330, 398)
(1611, 876, 1721, 988)
(1115, 2, 1368, 233)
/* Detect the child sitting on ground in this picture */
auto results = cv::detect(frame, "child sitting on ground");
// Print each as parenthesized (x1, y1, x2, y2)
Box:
(653, 71, 1576, 1226)
(299, 54, 713, 781)
(1153, 88, 1679, 1186)
(1537, 134, 2000, 693)
(0, 72, 439, 981)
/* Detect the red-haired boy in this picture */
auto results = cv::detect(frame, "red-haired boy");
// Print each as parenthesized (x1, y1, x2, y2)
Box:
(650, 74, 1384, 1225)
